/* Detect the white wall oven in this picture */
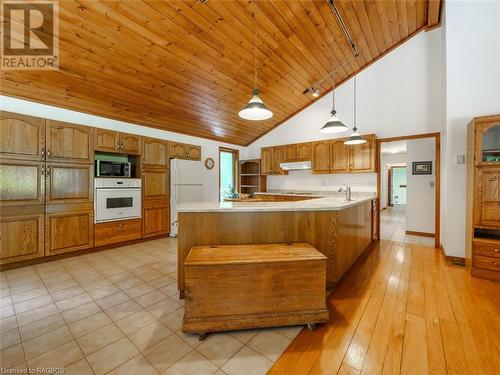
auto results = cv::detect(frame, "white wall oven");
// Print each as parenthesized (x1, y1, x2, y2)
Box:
(95, 178, 141, 223)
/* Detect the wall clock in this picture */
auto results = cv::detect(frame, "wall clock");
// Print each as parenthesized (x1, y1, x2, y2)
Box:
(204, 157, 215, 170)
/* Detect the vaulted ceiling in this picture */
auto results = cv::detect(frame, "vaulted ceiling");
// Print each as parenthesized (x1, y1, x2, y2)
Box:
(1, 0, 442, 145)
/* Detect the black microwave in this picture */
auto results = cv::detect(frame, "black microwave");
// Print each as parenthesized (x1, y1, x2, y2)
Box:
(96, 160, 131, 177)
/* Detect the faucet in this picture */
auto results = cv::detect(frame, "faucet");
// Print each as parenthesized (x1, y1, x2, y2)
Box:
(338, 184, 352, 201)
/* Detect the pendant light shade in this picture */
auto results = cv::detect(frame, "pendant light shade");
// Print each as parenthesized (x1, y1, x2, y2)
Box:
(320, 109, 348, 134)
(344, 127, 366, 145)
(344, 75, 366, 145)
(239, 88, 273, 120)
(239, 2, 273, 121)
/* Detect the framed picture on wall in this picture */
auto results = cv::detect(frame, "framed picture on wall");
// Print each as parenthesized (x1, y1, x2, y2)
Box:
(412, 161, 432, 175)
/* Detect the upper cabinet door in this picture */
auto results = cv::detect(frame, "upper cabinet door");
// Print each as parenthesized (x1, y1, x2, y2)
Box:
(284, 144, 297, 162)
(311, 141, 330, 174)
(120, 133, 142, 155)
(349, 135, 376, 172)
(169, 142, 187, 159)
(46, 120, 93, 164)
(0, 111, 45, 161)
(0, 160, 45, 206)
(476, 123, 500, 166)
(261, 148, 272, 175)
(45, 163, 93, 204)
(271, 146, 285, 174)
(143, 138, 168, 169)
(95, 129, 120, 153)
(186, 144, 201, 160)
(296, 142, 312, 161)
(330, 140, 349, 173)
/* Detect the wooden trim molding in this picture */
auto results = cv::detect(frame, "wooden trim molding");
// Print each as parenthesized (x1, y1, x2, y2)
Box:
(405, 230, 435, 238)
(440, 245, 469, 267)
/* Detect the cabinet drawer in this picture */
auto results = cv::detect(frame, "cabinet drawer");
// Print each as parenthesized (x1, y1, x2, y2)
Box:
(472, 255, 500, 272)
(94, 219, 142, 247)
(473, 241, 500, 258)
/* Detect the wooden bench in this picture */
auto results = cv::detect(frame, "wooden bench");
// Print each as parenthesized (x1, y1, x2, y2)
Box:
(182, 242, 329, 339)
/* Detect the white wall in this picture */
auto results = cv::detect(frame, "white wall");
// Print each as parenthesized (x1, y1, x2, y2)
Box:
(406, 138, 436, 234)
(0, 96, 246, 202)
(380, 152, 407, 208)
(246, 28, 443, 192)
(442, 0, 500, 257)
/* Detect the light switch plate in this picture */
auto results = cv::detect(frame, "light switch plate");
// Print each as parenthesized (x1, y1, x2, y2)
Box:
(456, 155, 466, 164)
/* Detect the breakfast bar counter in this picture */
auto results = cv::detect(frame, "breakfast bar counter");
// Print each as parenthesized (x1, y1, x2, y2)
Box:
(176, 195, 376, 297)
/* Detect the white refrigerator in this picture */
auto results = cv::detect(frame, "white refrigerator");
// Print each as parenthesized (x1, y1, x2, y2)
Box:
(170, 159, 204, 237)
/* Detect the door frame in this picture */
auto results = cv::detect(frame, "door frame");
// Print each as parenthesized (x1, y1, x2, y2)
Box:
(218, 147, 240, 201)
(376, 132, 441, 248)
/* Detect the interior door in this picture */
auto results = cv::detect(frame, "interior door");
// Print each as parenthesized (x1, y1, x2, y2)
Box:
(0, 111, 45, 161)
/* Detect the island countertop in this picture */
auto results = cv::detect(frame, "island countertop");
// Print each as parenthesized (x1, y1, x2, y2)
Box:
(176, 194, 375, 213)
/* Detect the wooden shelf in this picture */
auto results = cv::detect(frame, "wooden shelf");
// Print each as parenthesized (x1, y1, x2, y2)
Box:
(241, 185, 259, 188)
(239, 159, 266, 195)
(241, 174, 259, 176)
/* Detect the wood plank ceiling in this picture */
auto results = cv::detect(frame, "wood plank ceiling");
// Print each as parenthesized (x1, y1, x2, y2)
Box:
(1, 0, 442, 146)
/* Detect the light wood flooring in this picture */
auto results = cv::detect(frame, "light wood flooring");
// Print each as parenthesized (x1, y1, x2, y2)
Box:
(269, 240, 500, 374)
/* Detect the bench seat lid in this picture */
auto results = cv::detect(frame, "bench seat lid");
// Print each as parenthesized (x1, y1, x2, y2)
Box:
(185, 242, 327, 265)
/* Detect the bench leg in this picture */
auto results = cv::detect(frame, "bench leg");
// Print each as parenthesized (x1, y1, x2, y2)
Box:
(198, 333, 208, 341)
(307, 323, 317, 331)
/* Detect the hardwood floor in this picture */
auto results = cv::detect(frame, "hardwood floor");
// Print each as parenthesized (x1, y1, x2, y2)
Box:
(269, 240, 500, 375)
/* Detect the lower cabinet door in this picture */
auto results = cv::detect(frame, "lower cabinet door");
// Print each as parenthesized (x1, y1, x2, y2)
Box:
(46, 206, 93, 255)
(0, 210, 45, 265)
(143, 199, 169, 238)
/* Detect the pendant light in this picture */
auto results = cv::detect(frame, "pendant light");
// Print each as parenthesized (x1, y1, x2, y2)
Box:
(239, 1, 273, 121)
(320, 52, 348, 134)
(344, 75, 366, 145)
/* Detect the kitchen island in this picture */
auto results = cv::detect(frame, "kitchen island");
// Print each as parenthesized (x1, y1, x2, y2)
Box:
(177, 195, 376, 297)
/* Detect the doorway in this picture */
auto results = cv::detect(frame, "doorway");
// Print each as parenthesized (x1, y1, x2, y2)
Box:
(219, 147, 239, 201)
(377, 133, 440, 248)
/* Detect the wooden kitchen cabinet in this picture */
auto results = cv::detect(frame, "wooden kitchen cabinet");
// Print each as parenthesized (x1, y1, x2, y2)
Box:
(476, 168, 500, 226)
(94, 218, 142, 247)
(143, 138, 169, 169)
(45, 163, 93, 205)
(284, 142, 311, 162)
(46, 120, 93, 164)
(261, 147, 272, 175)
(0, 111, 45, 161)
(120, 133, 141, 155)
(0, 160, 45, 206)
(0, 209, 45, 265)
(95, 129, 141, 155)
(271, 146, 285, 174)
(45, 205, 94, 255)
(349, 135, 376, 172)
(94, 128, 120, 153)
(143, 198, 169, 238)
(330, 139, 349, 173)
(169, 141, 201, 161)
(143, 169, 169, 199)
(311, 141, 331, 173)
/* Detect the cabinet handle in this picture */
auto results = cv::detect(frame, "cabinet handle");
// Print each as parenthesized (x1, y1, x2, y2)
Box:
(47, 150, 51, 157)
(493, 262, 498, 266)
(41, 149, 45, 158)
(46, 166, 51, 175)
(494, 248, 499, 253)
(41, 166, 45, 175)
(142, 159, 146, 167)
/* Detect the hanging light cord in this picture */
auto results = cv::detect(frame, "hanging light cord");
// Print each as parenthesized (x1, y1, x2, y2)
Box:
(353, 75, 357, 130)
(253, 1, 258, 90)
(331, 48, 335, 109)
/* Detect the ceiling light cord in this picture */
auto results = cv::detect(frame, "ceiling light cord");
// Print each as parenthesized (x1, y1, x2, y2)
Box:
(254, 1, 258, 90)
(353, 75, 357, 130)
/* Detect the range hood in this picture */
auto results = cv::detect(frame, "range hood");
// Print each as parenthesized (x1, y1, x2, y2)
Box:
(280, 161, 312, 170)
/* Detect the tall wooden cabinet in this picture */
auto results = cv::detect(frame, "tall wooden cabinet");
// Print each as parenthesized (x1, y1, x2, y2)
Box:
(466, 114, 500, 281)
(142, 138, 170, 237)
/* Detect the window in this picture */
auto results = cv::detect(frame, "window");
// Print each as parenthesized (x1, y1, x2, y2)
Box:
(219, 148, 239, 201)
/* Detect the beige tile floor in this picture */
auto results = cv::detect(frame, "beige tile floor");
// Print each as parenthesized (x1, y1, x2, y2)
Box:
(0, 237, 302, 375)
(380, 205, 436, 246)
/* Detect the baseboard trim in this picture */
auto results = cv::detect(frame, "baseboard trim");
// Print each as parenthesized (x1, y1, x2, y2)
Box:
(439, 245, 469, 267)
(406, 230, 435, 238)
(0, 234, 170, 271)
